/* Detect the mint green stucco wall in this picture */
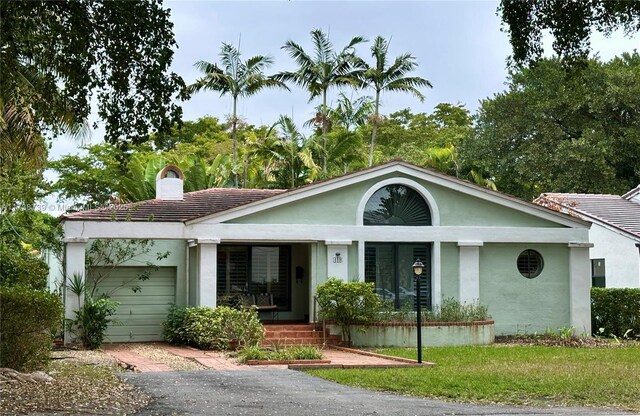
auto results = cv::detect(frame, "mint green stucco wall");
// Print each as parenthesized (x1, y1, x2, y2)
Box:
(229, 173, 565, 228)
(440, 243, 459, 299)
(88, 239, 187, 306)
(479, 243, 570, 335)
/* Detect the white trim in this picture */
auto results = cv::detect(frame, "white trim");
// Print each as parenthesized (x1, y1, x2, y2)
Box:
(197, 242, 217, 307)
(197, 238, 220, 244)
(432, 242, 441, 308)
(358, 239, 365, 281)
(457, 241, 484, 247)
(326, 244, 349, 282)
(64, 220, 590, 244)
(187, 162, 588, 228)
(568, 242, 594, 248)
(325, 240, 352, 245)
(569, 246, 591, 334)
(458, 245, 480, 303)
(355, 177, 441, 226)
(63, 237, 88, 243)
(64, 241, 86, 343)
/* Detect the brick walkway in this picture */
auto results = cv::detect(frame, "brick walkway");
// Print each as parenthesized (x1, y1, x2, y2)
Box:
(102, 344, 174, 372)
(103, 343, 429, 373)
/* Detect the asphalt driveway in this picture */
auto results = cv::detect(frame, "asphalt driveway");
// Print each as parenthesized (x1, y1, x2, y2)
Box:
(123, 368, 633, 416)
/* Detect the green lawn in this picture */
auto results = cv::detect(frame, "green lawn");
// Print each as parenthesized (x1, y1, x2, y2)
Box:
(306, 345, 640, 411)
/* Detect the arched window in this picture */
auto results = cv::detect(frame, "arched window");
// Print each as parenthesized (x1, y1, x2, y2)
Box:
(363, 185, 431, 226)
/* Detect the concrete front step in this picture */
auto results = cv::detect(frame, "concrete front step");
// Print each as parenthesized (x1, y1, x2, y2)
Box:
(265, 331, 325, 339)
(263, 324, 341, 346)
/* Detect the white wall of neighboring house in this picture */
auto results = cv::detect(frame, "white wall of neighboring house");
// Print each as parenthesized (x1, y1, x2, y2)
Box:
(589, 223, 640, 288)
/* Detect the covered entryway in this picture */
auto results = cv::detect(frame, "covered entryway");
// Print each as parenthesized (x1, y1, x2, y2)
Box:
(89, 266, 176, 342)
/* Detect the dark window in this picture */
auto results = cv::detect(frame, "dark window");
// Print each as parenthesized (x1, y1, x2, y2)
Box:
(217, 245, 291, 310)
(365, 242, 431, 310)
(591, 258, 606, 288)
(364, 185, 431, 226)
(517, 249, 544, 278)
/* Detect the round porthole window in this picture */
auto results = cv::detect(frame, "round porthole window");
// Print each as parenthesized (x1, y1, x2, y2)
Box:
(517, 249, 543, 278)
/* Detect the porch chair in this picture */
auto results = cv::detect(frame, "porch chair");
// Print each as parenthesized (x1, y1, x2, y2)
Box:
(254, 293, 278, 321)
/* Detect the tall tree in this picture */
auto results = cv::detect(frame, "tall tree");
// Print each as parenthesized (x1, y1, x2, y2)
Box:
(462, 54, 640, 200)
(186, 43, 288, 187)
(326, 93, 375, 132)
(357, 36, 432, 166)
(0, 0, 184, 147)
(499, 0, 640, 66)
(277, 29, 366, 172)
(252, 115, 318, 189)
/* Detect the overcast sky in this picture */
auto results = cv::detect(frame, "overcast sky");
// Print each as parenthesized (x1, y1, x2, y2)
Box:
(48, 0, 639, 168)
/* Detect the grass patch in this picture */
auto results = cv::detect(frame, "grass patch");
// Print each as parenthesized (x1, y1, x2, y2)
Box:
(306, 345, 640, 411)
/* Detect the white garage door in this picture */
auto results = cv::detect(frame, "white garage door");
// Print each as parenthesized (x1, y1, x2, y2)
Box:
(89, 267, 176, 342)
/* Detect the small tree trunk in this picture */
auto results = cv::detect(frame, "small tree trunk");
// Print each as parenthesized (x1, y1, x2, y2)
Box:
(368, 92, 381, 167)
(321, 91, 328, 174)
(232, 97, 238, 188)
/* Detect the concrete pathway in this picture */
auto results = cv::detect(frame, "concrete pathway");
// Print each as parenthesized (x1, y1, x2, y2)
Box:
(102, 343, 425, 372)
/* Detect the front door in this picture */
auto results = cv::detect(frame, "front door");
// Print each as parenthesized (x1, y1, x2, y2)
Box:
(216, 245, 291, 311)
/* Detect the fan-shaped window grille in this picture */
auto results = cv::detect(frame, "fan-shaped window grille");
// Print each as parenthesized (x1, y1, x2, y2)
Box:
(364, 185, 431, 226)
(517, 249, 544, 279)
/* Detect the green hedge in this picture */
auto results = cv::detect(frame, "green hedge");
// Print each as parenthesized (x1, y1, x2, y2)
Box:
(591, 288, 640, 339)
(163, 305, 264, 350)
(0, 285, 63, 371)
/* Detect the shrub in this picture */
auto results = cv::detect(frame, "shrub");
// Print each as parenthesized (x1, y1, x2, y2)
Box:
(237, 345, 323, 363)
(163, 304, 189, 344)
(71, 296, 121, 349)
(0, 285, 63, 371)
(163, 305, 264, 350)
(0, 244, 49, 290)
(378, 297, 490, 323)
(591, 288, 640, 339)
(66, 274, 120, 349)
(425, 298, 490, 322)
(316, 278, 382, 345)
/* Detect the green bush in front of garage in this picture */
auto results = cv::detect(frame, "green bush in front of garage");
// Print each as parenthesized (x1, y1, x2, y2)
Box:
(163, 305, 264, 350)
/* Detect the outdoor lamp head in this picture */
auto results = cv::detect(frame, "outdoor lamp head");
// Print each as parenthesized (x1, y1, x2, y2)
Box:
(413, 259, 424, 276)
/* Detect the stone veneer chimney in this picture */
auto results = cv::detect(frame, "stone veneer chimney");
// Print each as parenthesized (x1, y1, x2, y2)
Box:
(155, 165, 184, 200)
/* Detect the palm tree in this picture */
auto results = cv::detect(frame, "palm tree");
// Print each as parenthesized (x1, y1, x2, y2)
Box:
(186, 43, 288, 187)
(253, 115, 318, 189)
(359, 36, 432, 166)
(276, 29, 366, 173)
(328, 93, 375, 132)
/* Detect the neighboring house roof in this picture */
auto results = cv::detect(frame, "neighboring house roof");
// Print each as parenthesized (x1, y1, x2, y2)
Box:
(534, 192, 640, 240)
(62, 188, 285, 222)
(63, 160, 589, 227)
(622, 185, 640, 201)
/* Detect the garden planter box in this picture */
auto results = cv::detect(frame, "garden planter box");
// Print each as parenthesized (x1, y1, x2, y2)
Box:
(332, 320, 495, 347)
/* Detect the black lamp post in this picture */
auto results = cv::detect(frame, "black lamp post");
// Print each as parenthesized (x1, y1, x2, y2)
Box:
(413, 258, 424, 364)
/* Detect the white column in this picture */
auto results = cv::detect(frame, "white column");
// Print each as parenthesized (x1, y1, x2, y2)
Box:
(569, 243, 593, 335)
(457, 241, 483, 304)
(432, 242, 442, 308)
(63, 238, 88, 343)
(358, 240, 365, 282)
(325, 240, 351, 282)
(197, 239, 219, 307)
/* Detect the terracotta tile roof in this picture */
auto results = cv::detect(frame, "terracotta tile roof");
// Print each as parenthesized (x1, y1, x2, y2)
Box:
(62, 188, 286, 222)
(535, 192, 640, 239)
